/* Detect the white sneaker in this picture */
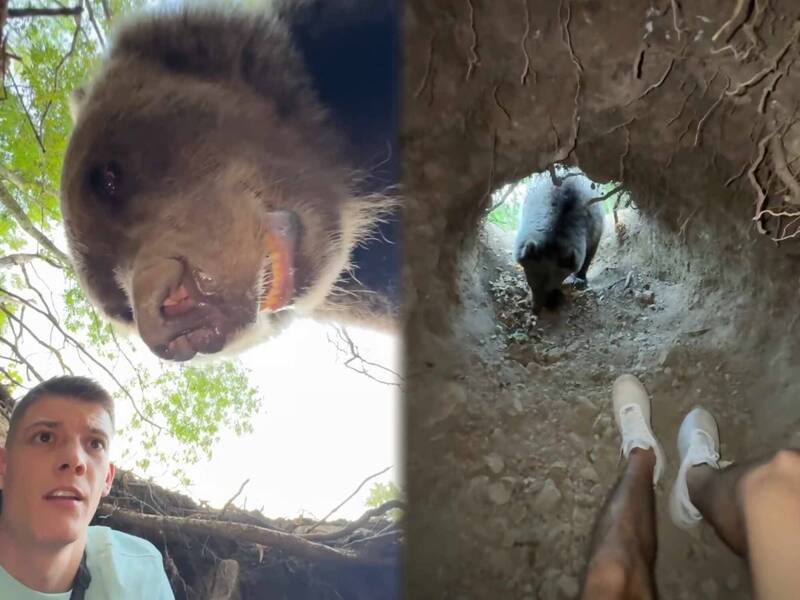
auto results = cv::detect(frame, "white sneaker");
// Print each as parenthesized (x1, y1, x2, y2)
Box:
(612, 374, 665, 486)
(669, 407, 721, 529)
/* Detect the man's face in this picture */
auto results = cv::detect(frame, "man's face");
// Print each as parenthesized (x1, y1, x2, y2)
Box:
(0, 396, 115, 548)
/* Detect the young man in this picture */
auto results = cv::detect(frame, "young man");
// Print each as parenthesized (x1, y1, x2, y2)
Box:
(0, 376, 174, 599)
(581, 374, 800, 599)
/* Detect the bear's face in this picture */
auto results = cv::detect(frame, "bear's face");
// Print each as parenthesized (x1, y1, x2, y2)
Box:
(61, 57, 356, 361)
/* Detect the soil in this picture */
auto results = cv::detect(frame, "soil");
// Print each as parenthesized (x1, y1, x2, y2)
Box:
(407, 201, 800, 599)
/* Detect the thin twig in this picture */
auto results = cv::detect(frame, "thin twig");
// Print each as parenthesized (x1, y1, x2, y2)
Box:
(6, 71, 46, 154)
(0, 275, 165, 434)
(0, 335, 43, 381)
(329, 325, 402, 385)
(0, 305, 72, 373)
(39, 13, 83, 134)
(306, 466, 393, 533)
(99, 0, 113, 22)
(218, 479, 250, 518)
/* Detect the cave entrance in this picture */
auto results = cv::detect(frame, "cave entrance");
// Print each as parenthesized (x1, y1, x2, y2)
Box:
(481, 164, 637, 335)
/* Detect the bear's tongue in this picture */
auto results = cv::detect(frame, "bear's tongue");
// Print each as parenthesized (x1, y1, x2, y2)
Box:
(260, 212, 297, 312)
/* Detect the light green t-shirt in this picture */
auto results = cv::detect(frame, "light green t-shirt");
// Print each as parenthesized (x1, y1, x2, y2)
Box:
(0, 526, 174, 599)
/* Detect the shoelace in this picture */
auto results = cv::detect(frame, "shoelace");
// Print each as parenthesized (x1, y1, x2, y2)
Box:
(689, 430, 719, 464)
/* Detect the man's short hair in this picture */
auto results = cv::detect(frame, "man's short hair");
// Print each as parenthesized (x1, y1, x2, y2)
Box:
(5, 376, 115, 447)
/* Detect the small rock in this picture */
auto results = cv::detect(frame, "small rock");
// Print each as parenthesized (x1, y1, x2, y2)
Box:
(527, 361, 543, 375)
(635, 290, 656, 305)
(485, 452, 505, 474)
(548, 460, 568, 483)
(557, 574, 579, 598)
(579, 465, 599, 483)
(487, 480, 512, 505)
(566, 432, 587, 451)
(532, 479, 562, 513)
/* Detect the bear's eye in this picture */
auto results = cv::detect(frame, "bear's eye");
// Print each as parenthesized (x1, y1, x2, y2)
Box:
(88, 161, 123, 204)
(116, 304, 134, 323)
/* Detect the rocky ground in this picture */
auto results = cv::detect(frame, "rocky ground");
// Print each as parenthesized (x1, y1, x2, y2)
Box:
(410, 203, 800, 599)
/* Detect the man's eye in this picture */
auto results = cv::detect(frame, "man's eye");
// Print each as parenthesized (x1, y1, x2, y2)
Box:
(89, 439, 106, 450)
(34, 432, 53, 443)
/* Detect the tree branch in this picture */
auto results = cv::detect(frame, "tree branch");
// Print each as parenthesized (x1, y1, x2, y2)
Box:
(0, 305, 73, 374)
(301, 499, 405, 542)
(99, 0, 113, 22)
(8, 7, 82, 19)
(0, 253, 60, 270)
(0, 164, 60, 221)
(0, 183, 70, 265)
(587, 184, 625, 206)
(490, 183, 518, 211)
(0, 335, 43, 381)
(0, 276, 165, 434)
(0, 163, 59, 201)
(84, 1, 105, 48)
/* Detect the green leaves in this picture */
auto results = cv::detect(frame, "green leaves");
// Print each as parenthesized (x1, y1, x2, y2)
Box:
(116, 360, 261, 475)
(365, 481, 403, 520)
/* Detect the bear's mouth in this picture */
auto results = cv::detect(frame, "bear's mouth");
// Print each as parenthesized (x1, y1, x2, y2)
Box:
(126, 211, 304, 362)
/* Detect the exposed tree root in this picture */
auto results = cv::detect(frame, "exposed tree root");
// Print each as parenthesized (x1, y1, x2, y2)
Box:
(465, 0, 479, 80)
(727, 23, 800, 97)
(712, 0, 752, 44)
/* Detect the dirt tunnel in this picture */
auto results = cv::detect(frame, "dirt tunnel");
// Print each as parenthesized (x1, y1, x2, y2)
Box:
(403, 1, 800, 598)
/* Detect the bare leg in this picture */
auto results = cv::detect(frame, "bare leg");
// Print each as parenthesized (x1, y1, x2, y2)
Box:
(688, 449, 800, 565)
(685, 461, 758, 555)
(581, 448, 658, 600)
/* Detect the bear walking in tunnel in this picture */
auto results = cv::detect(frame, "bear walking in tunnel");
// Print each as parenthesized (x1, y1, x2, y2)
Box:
(514, 170, 605, 313)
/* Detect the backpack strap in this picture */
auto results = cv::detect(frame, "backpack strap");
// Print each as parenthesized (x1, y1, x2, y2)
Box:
(68, 551, 91, 600)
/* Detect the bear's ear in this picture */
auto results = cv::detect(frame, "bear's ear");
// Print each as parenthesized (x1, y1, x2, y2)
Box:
(69, 86, 88, 123)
